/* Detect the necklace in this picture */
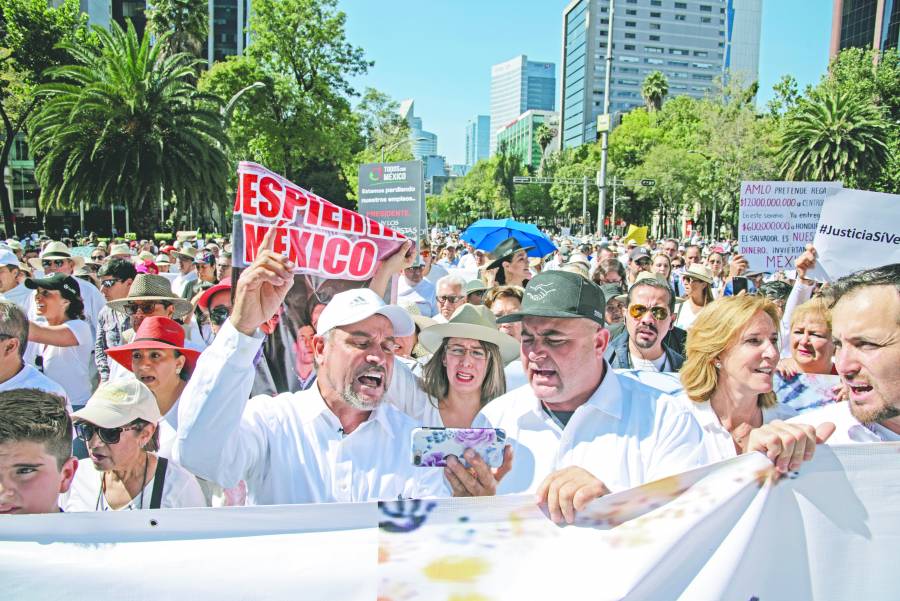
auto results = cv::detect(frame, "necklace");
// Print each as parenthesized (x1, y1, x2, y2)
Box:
(96, 452, 150, 511)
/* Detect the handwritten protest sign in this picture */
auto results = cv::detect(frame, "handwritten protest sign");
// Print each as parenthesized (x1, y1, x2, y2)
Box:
(738, 181, 841, 273)
(232, 162, 407, 281)
(812, 188, 900, 280)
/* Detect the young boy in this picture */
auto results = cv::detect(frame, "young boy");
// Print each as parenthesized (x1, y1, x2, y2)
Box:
(0, 389, 77, 514)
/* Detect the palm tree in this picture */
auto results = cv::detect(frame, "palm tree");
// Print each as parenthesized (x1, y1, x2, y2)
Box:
(28, 22, 229, 235)
(145, 0, 209, 59)
(641, 71, 669, 112)
(535, 122, 556, 176)
(777, 89, 890, 186)
(493, 142, 523, 219)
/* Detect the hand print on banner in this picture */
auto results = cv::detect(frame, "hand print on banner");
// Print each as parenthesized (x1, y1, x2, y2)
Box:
(378, 499, 438, 533)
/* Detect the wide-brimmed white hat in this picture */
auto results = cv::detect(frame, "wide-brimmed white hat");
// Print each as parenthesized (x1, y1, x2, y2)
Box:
(73, 379, 161, 428)
(108, 243, 132, 258)
(419, 303, 519, 364)
(27, 241, 84, 271)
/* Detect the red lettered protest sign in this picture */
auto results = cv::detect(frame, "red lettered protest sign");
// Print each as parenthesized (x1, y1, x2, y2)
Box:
(232, 162, 407, 280)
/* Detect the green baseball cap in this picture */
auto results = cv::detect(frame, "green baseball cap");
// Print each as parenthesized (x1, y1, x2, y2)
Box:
(496, 270, 605, 326)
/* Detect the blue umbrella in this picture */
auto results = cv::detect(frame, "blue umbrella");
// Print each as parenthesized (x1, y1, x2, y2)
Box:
(460, 218, 556, 258)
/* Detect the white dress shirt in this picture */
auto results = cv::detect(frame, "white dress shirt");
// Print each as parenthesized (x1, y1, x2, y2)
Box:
(387, 358, 490, 428)
(0, 282, 33, 313)
(174, 320, 448, 505)
(685, 396, 798, 463)
(789, 401, 900, 443)
(397, 277, 437, 317)
(480, 364, 707, 495)
(171, 270, 197, 297)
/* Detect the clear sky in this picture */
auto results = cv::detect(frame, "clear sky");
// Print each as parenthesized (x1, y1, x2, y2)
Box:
(338, 1, 832, 166)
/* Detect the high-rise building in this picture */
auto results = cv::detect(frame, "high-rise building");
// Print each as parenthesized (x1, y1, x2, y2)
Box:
(465, 115, 491, 167)
(208, 0, 251, 65)
(489, 55, 556, 155)
(399, 99, 438, 161)
(495, 110, 560, 169)
(560, 0, 762, 150)
(830, 0, 900, 57)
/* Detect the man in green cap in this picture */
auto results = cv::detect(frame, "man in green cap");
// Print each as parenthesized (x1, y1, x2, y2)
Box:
(483, 270, 706, 524)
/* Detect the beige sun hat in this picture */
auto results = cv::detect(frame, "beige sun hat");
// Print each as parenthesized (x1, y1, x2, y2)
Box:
(27, 241, 85, 271)
(106, 274, 193, 319)
(154, 254, 171, 266)
(682, 262, 714, 284)
(419, 303, 520, 364)
(136, 250, 155, 262)
(108, 243, 132, 258)
(73, 379, 161, 428)
(172, 246, 197, 261)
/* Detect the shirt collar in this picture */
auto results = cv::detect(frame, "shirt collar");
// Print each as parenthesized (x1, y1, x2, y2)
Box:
(529, 360, 624, 421)
(691, 400, 723, 431)
(298, 385, 395, 440)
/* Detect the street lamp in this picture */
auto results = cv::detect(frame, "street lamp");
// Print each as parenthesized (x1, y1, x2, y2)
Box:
(380, 136, 428, 163)
(223, 81, 266, 123)
(688, 149, 718, 240)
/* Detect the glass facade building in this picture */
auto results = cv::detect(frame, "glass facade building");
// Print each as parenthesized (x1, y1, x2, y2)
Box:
(560, 0, 761, 150)
(831, 0, 900, 56)
(489, 55, 556, 155)
(495, 110, 559, 169)
(465, 115, 491, 168)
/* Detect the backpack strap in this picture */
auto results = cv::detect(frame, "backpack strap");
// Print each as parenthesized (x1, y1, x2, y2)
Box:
(149, 456, 168, 509)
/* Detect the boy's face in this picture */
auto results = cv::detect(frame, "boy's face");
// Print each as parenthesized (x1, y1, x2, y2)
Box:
(0, 441, 77, 514)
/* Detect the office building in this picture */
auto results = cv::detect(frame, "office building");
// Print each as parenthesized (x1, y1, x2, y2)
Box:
(398, 99, 438, 161)
(208, 0, 251, 64)
(560, 0, 762, 150)
(495, 110, 560, 169)
(830, 0, 900, 56)
(489, 55, 556, 155)
(465, 115, 491, 167)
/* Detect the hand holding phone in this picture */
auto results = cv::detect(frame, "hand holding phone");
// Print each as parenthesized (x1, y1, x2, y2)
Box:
(411, 427, 507, 468)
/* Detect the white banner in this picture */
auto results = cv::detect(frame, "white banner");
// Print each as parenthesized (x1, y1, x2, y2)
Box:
(738, 181, 842, 273)
(812, 188, 900, 280)
(2, 444, 899, 600)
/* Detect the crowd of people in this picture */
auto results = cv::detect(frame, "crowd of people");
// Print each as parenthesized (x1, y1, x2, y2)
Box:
(0, 226, 896, 526)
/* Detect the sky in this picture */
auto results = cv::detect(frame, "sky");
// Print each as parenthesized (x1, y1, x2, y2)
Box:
(338, 1, 832, 166)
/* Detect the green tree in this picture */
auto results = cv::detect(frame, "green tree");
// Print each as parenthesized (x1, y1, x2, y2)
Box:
(145, 0, 209, 58)
(28, 22, 229, 237)
(0, 0, 90, 234)
(493, 142, 525, 218)
(641, 71, 669, 112)
(776, 88, 890, 188)
(535, 122, 556, 176)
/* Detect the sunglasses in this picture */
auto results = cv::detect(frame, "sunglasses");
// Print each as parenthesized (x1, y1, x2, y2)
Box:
(41, 259, 67, 268)
(209, 305, 231, 326)
(437, 295, 464, 304)
(100, 278, 122, 288)
(91, 254, 106, 260)
(75, 422, 141, 445)
(628, 304, 670, 321)
(123, 301, 166, 316)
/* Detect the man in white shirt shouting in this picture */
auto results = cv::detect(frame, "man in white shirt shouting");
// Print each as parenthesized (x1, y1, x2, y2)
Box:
(175, 230, 490, 504)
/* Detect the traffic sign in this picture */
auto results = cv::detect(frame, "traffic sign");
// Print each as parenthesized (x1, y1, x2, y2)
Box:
(597, 114, 611, 134)
(640, 179, 656, 187)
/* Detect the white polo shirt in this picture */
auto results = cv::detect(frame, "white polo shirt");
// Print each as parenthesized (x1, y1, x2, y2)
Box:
(174, 320, 448, 505)
(789, 401, 900, 443)
(480, 365, 707, 495)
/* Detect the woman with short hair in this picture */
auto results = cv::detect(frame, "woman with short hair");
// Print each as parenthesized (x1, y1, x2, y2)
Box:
(776, 297, 836, 377)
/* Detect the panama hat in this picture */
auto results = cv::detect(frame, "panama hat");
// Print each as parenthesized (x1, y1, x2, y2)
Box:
(73, 379, 161, 429)
(28, 241, 84, 271)
(419, 303, 520, 364)
(107, 274, 192, 319)
(682, 263, 713, 285)
(154, 254, 171, 266)
(172, 246, 197, 261)
(108, 243, 132, 258)
(106, 316, 201, 375)
(485, 237, 535, 271)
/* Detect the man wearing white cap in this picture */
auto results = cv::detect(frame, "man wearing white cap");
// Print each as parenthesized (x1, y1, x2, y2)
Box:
(0, 249, 31, 313)
(174, 230, 448, 504)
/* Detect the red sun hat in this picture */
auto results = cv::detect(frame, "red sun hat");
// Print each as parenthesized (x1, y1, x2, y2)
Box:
(106, 316, 201, 374)
(161, 245, 177, 254)
(197, 277, 232, 311)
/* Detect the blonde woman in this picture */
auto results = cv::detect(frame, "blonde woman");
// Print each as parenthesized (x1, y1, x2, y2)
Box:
(776, 297, 836, 378)
(678, 295, 828, 466)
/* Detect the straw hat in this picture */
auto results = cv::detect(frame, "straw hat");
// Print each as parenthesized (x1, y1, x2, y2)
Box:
(682, 263, 713, 284)
(172, 246, 197, 261)
(106, 316, 201, 375)
(108, 243, 132, 258)
(419, 303, 519, 364)
(107, 274, 192, 319)
(27, 241, 84, 271)
(155, 254, 171, 266)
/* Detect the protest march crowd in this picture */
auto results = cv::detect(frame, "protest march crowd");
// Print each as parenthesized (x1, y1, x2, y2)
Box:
(0, 218, 897, 529)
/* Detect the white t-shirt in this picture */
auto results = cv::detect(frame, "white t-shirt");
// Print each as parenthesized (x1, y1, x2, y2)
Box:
(423, 262, 449, 286)
(0, 364, 72, 412)
(629, 351, 668, 372)
(37, 319, 94, 406)
(0, 282, 33, 313)
(674, 301, 702, 330)
(63, 453, 207, 511)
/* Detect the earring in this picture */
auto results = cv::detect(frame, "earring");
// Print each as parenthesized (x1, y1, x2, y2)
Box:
(715, 361, 721, 369)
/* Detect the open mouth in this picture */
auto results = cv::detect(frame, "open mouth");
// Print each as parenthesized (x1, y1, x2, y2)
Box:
(356, 371, 384, 390)
(753, 367, 773, 375)
(454, 371, 475, 383)
(138, 375, 157, 386)
(847, 381, 874, 396)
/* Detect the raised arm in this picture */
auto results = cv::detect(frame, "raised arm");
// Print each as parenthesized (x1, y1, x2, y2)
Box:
(28, 321, 79, 347)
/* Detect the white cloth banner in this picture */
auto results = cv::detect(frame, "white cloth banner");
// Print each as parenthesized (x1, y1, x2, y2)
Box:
(2, 444, 899, 600)
(812, 188, 900, 280)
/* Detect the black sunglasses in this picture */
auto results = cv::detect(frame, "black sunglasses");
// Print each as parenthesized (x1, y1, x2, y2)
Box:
(75, 422, 141, 445)
(41, 259, 67, 268)
(209, 305, 231, 326)
(100, 278, 122, 288)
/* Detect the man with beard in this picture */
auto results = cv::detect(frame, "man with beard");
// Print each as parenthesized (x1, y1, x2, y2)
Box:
(605, 274, 684, 372)
(789, 264, 899, 443)
(174, 229, 472, 504)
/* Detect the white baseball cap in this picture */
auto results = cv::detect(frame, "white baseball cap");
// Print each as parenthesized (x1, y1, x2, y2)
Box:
(316, 288, 414, 337)
(73, 379, 162, 428)
(0, 248, 18, 267)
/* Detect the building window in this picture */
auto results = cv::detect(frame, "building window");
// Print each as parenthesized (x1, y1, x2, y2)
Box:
(651, 0, 662, 5)
(650, 11, 661, 17)
(675, 14, 686, 21)
(646, 46, 664, 53)
(626, 9, 637, 15)
(700, 4, 712, 11)
(625, 21, 636, 27)
(619, 55, 640, 63)
(650, 23, 661, 29)
(674, 1, 687, 8)
(692, 62, 713, 69)
(601, 18, 609, 24)
(669, 48, 689, 55)
(625, 32, 636, 38)
(624, 44, 636, 50)
(694, 50, 708, 57)
(668, 60, 689, 67)
(645, 57, 665, 65)
(649, 35, 660, 41)
(701, 17, 711, 23)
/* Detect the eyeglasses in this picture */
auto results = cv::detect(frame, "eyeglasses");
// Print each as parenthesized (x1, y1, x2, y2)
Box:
(628, 304, 671, 321)
(75, 422, 141, 445)
(123, 302, 165, 316)
(446, 345, 487, 360)
(41, 259, 67, 268)
(100, 278, 122, 288)
(209, 305, 231, 326)
(437, 295, 464, 304)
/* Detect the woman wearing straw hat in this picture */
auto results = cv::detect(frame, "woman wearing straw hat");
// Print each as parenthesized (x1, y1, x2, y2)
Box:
(64, 379, 206, 511)
(105, 316, 201, 459)
(674, 263, 715, 331)
(485, 237, 533, 288)
(388, 303, 519, 429)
